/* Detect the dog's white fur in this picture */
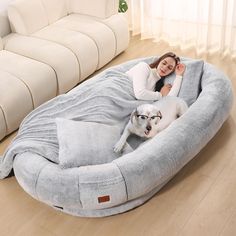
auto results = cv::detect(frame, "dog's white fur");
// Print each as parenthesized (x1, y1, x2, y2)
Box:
(114, 96, 188, 153)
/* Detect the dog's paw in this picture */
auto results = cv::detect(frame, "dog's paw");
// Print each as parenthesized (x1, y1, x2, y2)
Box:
(113, 144, 122, 153)
(113, 141, 125, 153)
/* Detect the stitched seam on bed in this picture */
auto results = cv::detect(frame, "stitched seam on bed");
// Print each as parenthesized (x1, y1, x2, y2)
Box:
(79, 176, 122, 185)
(34, 162, 49, 200)
(77, 175, 83, 207)
(113, 162, 128, 201)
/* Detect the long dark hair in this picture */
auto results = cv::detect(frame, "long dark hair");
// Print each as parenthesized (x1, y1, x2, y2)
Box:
(149, 52, 180, 92)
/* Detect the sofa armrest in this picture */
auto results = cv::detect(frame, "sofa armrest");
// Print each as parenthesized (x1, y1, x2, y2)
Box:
(8, 0, 48, 35)
(68, 0, 119, 18)
(0, 10, 12, 37)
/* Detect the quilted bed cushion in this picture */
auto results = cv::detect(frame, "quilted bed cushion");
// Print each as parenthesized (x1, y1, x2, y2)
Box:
(56, 118, 133, 168)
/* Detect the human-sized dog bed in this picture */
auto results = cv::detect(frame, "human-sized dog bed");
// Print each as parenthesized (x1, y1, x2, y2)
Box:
(0, 56, 233, 217)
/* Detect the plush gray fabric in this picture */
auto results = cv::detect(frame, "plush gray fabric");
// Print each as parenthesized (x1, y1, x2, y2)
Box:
(165, 58, 204, 106)
(56, 118, 133, 168)
(0, 56, 233, 217)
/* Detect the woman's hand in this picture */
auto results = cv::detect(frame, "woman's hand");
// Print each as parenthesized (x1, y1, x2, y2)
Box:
(175, 63, 186, 76)
(160, 84, 172, 96)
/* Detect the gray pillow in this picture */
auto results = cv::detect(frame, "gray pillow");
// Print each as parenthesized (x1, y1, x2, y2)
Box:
(163, 58, 204, 106)
(56, 118, 133, 168)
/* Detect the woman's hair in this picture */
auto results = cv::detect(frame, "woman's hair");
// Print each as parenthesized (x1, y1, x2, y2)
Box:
(149, 52, 180, 69)
(149, 52, 180, 92)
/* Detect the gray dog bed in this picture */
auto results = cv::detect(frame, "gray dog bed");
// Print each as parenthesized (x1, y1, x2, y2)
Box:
(0, 56, 233, 217)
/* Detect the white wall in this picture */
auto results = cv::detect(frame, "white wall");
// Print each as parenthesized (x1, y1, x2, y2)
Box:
(0, 0, 14, 11)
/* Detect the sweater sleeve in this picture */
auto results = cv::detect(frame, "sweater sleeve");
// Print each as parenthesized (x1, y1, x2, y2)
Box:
(127, 62, 162, 101)
(167, 75, 183, 97)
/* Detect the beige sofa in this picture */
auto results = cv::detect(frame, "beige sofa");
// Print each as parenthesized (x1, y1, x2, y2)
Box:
(0, 36, 57, 140)
(0, 0, 129, 141)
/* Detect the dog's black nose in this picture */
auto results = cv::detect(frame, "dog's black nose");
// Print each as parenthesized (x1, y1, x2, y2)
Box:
(146, 125, 152, 131)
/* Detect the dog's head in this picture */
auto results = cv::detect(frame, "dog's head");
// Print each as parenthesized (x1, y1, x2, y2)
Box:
(131, 104, 162, 138)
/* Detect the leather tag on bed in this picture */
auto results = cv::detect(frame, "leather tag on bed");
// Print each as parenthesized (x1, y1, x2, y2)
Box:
(98, 195, 110, 203)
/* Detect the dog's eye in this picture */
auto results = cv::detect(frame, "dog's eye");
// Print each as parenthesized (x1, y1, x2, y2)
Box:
(150, 116, 156, 120)
(140, 115, 146, 120)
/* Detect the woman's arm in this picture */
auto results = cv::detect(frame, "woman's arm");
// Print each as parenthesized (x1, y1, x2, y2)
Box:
(167, 63, 186, 97)
(167, 75, 183, 96)
(127, 62, 162, 100)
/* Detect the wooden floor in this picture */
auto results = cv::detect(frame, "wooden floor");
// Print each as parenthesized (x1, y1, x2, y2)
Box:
(0, 35, 236, 236)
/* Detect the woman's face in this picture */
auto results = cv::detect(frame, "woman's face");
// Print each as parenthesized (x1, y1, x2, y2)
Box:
(156, 57, 176, 77)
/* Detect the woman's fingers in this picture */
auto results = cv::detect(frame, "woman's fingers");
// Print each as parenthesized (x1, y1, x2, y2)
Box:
(175, 63, 186, 75)
(177, 63, 185, 70)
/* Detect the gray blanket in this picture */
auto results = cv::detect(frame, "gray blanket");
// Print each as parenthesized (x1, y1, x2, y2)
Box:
(0, 70, 147, 179)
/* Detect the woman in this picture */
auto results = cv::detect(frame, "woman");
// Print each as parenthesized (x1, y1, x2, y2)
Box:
(126, 52, 186, 100)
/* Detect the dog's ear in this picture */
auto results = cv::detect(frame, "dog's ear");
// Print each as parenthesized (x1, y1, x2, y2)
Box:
(157, 111, 162, 119)
(155, 110, 162, 124)
(130, 109, 138, 124)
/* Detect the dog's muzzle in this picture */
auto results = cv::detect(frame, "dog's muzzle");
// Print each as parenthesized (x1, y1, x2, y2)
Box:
(144, 125, 152, 135)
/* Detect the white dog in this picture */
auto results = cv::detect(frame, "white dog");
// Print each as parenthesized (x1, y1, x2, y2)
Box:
(114, 96, 188, 153)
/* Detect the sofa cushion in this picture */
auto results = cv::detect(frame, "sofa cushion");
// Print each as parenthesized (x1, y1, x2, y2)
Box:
(0, 50, 57, 108)
(98, 14, 130, 56)
(0, 49, 59, 139)
(51, 14, 116, 68)
(41, 0, 68, 24)
(33, 25, 99, 80)
(68, 0, 119, 19)
(8, 0, 48, 35)
(0, 70, 33, 135)
(4, 34, 79, 94)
